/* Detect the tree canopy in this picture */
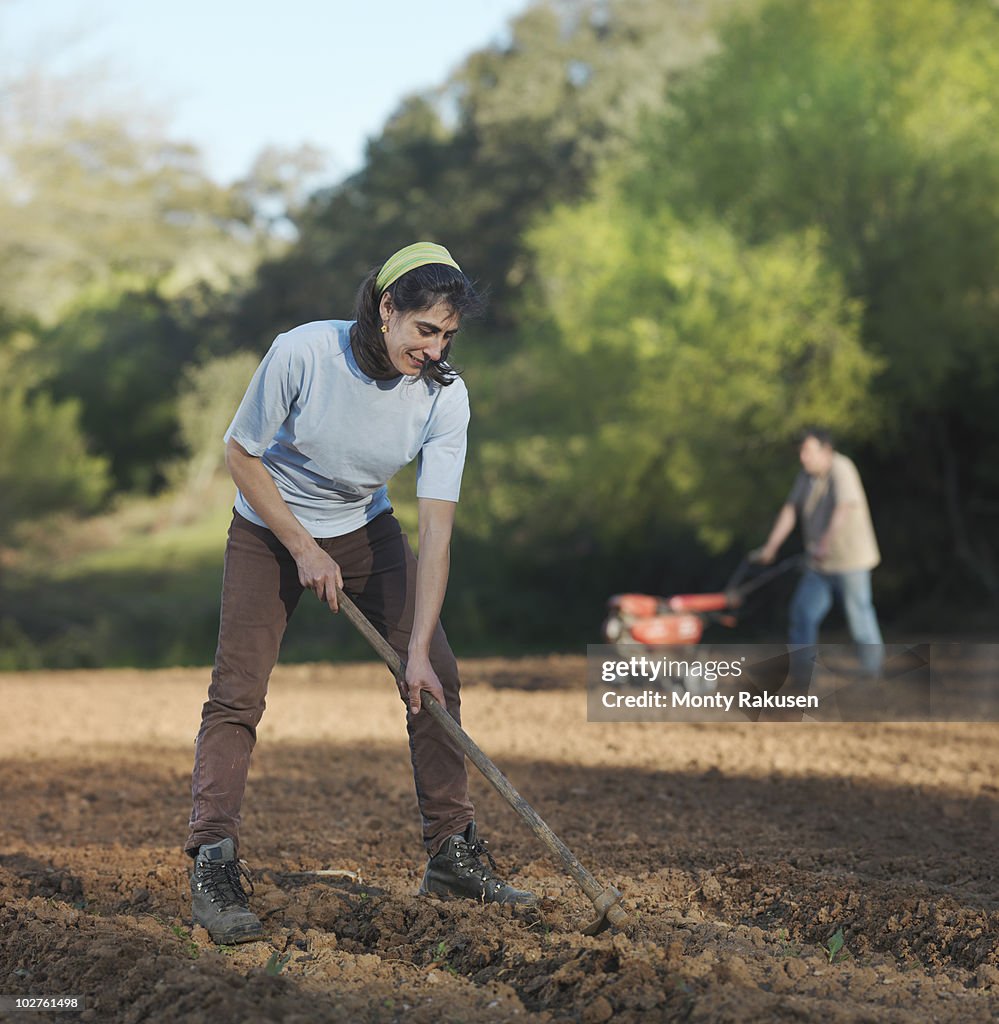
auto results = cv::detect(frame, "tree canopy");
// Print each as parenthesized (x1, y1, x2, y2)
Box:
(3, 0, 998, 666)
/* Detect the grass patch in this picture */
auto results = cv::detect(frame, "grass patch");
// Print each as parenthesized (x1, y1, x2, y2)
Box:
(0, 479, 400, 668)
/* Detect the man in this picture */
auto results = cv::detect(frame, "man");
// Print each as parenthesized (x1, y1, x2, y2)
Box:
(755, 428, 883, 680)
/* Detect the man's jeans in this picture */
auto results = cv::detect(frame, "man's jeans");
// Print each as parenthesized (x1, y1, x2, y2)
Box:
(788, 568, 884, 685)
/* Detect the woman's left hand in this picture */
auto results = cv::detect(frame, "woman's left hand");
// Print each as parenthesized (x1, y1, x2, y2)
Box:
(403, 651, 446, 716)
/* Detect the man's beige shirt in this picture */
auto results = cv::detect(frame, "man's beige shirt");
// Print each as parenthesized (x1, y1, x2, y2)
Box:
(787, 452, 880, 572)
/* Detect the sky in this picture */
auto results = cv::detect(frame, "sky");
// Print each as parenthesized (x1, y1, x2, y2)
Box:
(2, 0, 533, 185)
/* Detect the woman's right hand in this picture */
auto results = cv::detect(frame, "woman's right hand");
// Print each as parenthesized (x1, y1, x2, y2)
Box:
(294, 545, 344, 611)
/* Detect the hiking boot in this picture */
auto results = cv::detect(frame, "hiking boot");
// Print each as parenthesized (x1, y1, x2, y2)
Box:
(419, 823, 538, 906)
(190, 838, 263, 944)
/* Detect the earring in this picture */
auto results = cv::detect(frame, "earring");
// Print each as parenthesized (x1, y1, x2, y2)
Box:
(380, 323, 389, 334)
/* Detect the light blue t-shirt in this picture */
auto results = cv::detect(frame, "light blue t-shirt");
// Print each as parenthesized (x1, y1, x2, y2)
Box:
(225, 320, 470, 538)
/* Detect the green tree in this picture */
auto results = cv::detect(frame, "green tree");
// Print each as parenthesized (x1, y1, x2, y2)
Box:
(0, 316, 110, 542)
(0, 109, 258, 323)
(37, 285, 233, 492)
(171, 351, 261, 492)
(468, 191, 877, 556)
(236, 0, 750, 341)
(0, 59, 282, 494)
(632, 0, 999, 601)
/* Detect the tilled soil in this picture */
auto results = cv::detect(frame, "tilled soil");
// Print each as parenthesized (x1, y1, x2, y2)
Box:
(1, 656, 997, 1022)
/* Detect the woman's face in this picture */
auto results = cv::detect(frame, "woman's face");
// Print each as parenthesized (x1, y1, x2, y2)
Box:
(379, 295, 461, 377)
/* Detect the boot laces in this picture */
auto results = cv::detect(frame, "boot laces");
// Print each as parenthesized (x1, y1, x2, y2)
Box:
(455, 835, 499, 881)
(200, 857, 254, 909)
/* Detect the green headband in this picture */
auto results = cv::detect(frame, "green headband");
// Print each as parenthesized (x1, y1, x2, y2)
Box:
(376, 242, 462, 293)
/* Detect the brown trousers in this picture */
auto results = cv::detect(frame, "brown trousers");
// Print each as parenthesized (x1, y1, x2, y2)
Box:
(185, 510, 474, 859)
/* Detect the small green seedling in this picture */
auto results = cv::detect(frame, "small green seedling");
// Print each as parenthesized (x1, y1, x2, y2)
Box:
(823, 927, 849, 964)
(264, 951, 292, 976)
(171, 924, 199, 959)
(775, 927, 801, 958)
(428, 940, 458, 977)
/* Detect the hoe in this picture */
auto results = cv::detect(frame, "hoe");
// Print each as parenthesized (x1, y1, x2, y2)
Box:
(337, 588, 630, 936)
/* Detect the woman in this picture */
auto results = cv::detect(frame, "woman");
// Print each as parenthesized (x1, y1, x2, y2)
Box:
(186, 242, 536, 945)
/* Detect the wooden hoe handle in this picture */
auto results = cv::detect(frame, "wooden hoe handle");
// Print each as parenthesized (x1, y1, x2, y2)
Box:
(336, 589, 630, 934)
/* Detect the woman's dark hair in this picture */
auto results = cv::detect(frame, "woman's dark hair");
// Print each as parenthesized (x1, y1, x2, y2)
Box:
(350, 262, 485, 386)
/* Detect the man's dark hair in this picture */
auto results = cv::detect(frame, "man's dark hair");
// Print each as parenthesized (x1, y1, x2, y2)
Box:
(350, 263, 485, 386)
(798, 426, 835, 448)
